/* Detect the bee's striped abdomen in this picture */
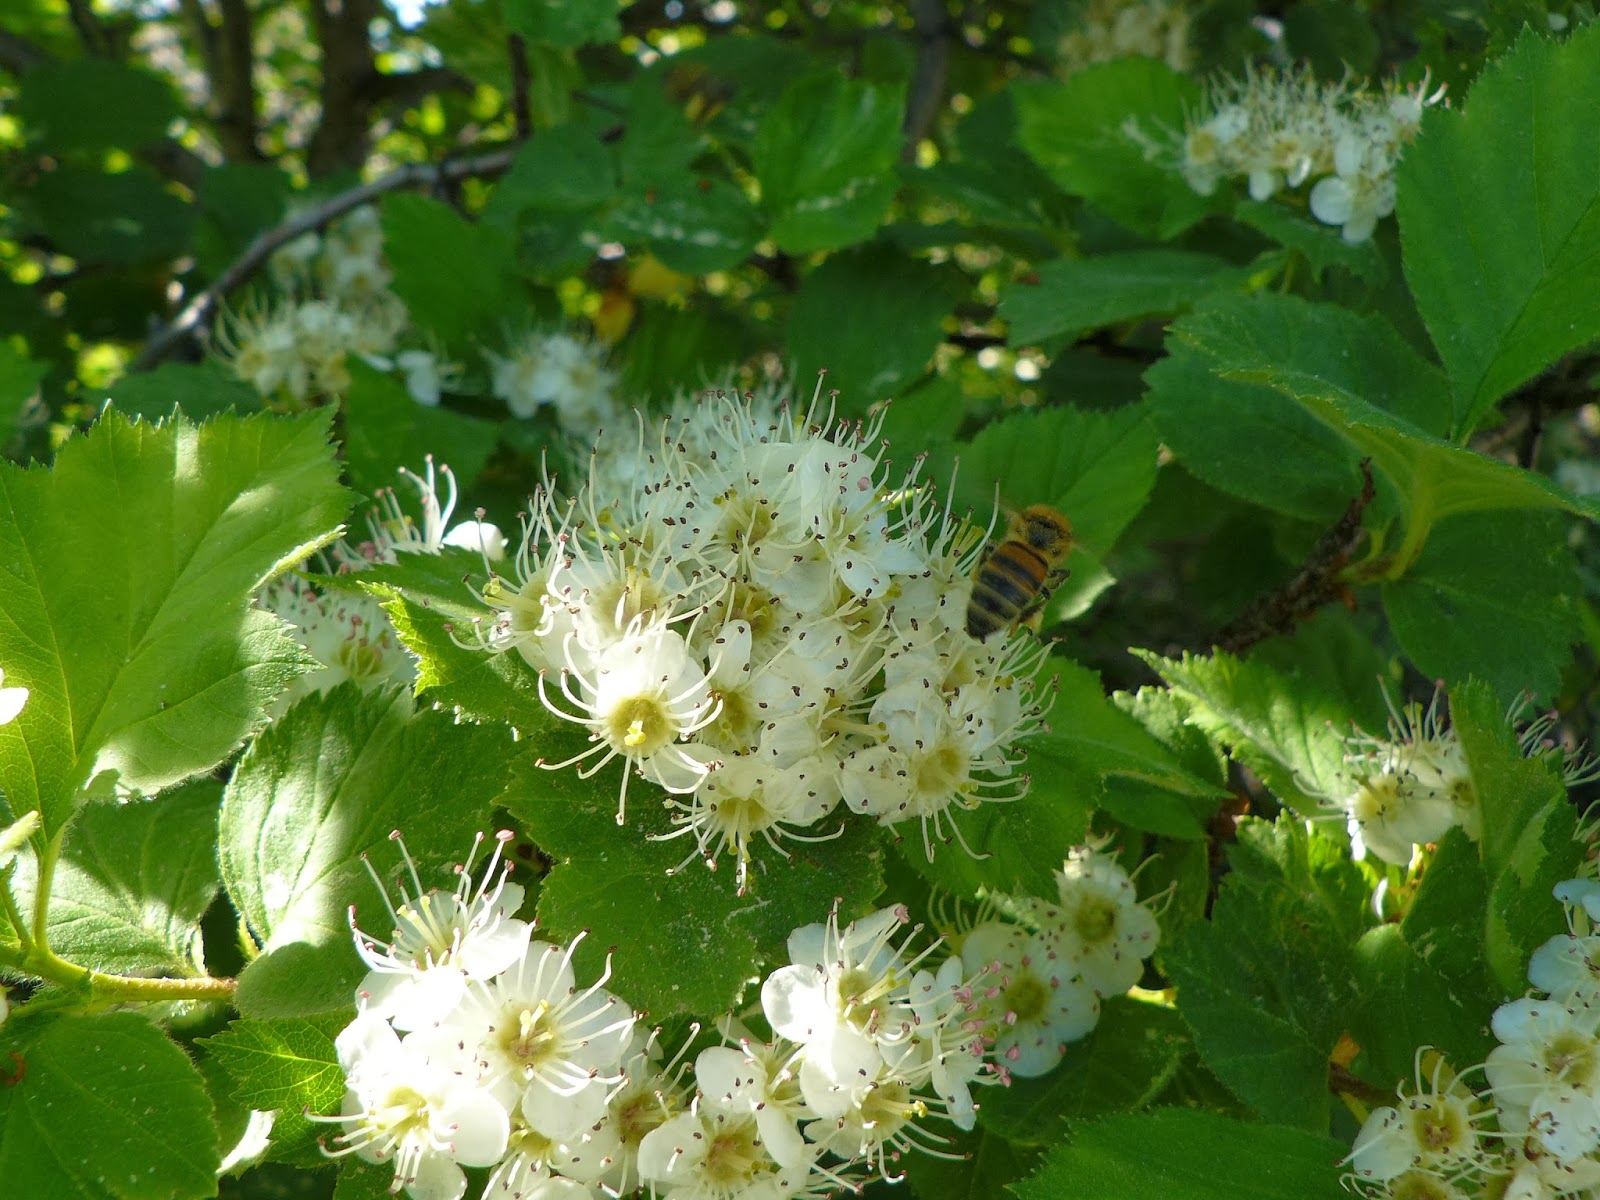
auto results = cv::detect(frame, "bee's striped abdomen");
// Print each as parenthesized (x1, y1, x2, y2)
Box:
(966, 542, 1051, 640)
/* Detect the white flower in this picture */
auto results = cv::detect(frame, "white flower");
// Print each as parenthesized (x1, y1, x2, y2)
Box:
(538, 617, 723, 823)
(636, 1108, 823, 1200)
(1046, 843, 1161, 997)
(417, 934, 634, 1123)
(350, 831, 533, 1031)
(1486, 997, 1600, 1160)
(444, 519, 508, 561)
(961, 919, 1099, 1079)
(1345, 1053, 1486, 1184)
(322, 1013, 511, 1200)
(694, 1031, 813, 1170)
(760, 906, 922, 1115)
(396, 348, 460, 407)
(0, 667, 28, 724)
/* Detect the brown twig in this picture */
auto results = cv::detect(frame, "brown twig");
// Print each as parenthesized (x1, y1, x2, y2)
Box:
(131, 148, 517, 371)
(508, 35, 533, 140)
(1212, 459, 1377, 655)
(902, 0, 950, 161)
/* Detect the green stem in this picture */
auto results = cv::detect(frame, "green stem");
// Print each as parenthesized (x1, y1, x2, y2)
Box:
(86, 972, 238, 1008)
(0, 870, 33, 956)
(29, 825, 61, 954)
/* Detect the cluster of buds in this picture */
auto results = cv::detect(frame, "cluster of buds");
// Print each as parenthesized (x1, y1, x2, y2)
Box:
(473, 383, 1054, 890)
(486, 330, 621, 432)
(328, 836, 1160, 1200)
(1330, 689, 1594, 868)
(262, 459, 505, 709)
(1174, 66, 1443, 242)
(1057, 0, 1193, 77)
(1345, 878, 1600, 1199)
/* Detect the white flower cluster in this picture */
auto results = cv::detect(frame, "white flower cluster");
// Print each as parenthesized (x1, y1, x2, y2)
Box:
(475, 384, 1053, 889)
(1330, 691, 1594, 868)
(264, 459, 505, 708)
(1175, 66, 1443, 242)
(1058, 0, 1192, 77)
(486, 330, 621, 432)
(957, 843, 1162, 1078)
(1345, 877, 1600, 1200)
(217, 206, 460, 407)
(323, 836, 1028, 1200)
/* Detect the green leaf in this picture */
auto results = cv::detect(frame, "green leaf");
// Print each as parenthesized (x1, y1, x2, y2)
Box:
(1399, 23, 1600, 433)
(20, 778, 220, 975)
(1232, 201, 1388, 284)
(31, 166, 194, 265)
(1140, 619, 1391, 813)
(202, 1013, 348, 1164)
(1382, 511, 1578, 704)
(977, 996, 1191, 1144)
(950, 403, 1159, 559)
(380, 193, 520, 349)
(13, 60, 181, 153)
(1015, 1108, 1351, 1200)
(0, 1012, 218, 1199)
(219, 685, 511, 1016)
(1036, 659, 1225, 841)
(482, 117, 617, 226)
(341, 361, 498, 499)
(1013, 62, 1219, 240)
(503, 0, 619, 47)
(785, 246, 957, 410)
(106, 361, 261, 422)
(1162, 818, 1367, 1128)
(752, 73, 904, 254)
(369, 554, 555, 735)
(1164, 292, 1587, 559)
(504, 758, 885, 1019)
(1000, 251, 1248, 347)
(1145, 339, 1361, 523)
(0, 409, 349, 837)
(0, 342, 48, 448)
(610, 176, 763, 275)
(1452, 679, 1579, 993)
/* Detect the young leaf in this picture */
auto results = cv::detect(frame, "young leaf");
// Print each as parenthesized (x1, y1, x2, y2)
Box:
(0, 1011, 219, 1198)
(1015, 1108, 1351, 1200)
(0, 408, 349, 837)
(1399, 22, 1600, 433)
(201, 1013, 349, 1164)
(752, 73, 904, 253)
(219, 685, 511, 1016)
(17, 777, 221, 975)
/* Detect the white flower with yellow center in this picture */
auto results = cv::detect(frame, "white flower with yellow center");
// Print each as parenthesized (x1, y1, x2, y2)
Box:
(1486, 997, 1600, 1160)
(538, 618, 723, 824)
(1345, 1053, 1488, 1184)
(322, 1013, 511, 1200)
(1047, 843, 1161, 998)
(960, 919, 1099, 1079)
(351, 831, 533, 1032)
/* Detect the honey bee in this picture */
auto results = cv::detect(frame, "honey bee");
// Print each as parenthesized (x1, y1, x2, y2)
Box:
(966, 504, 1074, 641)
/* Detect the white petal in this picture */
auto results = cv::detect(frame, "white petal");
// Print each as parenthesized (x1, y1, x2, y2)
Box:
(434, 1086, 512, 1167)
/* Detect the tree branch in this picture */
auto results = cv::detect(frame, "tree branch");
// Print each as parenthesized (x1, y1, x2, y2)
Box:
(66, 0, 110, 56)
(215, 0, 263, 162)
(131, 148, 518, 371)
(508, 36, 533, 140)
(1211, 459, 1376, 656)
(0, 30, 53, 75)
(902, 0, 950, 160)
(306, 0, 382, 176)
